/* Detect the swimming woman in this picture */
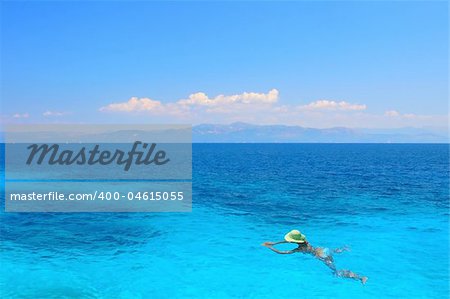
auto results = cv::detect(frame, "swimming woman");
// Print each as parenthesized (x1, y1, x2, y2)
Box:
(262, 230, 368, 284)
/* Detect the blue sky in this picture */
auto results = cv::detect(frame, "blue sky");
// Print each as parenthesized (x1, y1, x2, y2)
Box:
(1, 1, 448, 128)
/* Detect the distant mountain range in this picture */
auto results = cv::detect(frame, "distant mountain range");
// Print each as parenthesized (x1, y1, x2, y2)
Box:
(193, 122, 449, 143)
(1, 123, 448, 143)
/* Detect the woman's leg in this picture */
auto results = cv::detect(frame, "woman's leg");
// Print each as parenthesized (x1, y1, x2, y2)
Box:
(320, 255, 337, 273)
(335, 270, 368, 284)
(318, 256, 368, 284)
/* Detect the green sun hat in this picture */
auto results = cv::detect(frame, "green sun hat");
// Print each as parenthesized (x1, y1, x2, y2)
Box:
(284, 230, 307, 243)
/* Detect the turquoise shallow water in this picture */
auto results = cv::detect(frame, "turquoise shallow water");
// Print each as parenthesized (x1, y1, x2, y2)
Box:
(1, 144, 449, 298)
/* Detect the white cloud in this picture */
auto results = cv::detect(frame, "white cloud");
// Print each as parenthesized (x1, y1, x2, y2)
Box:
(385, 110, 418, 119)
(43, 111, 67, 117)
(99, 97, 165, 112)
(100, 89, 280, 114)
(403, 113, 417, 119)
(299, 100, 367, 111)
(385, 110, 400, 117)
(98, 89, 447, 128)
(13, 113, 29, 119)
(98, 89, 281, 120)
(178, 89, 279, 106)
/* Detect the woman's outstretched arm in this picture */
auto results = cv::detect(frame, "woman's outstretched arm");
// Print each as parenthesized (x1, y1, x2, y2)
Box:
(261, 241, 296, 254)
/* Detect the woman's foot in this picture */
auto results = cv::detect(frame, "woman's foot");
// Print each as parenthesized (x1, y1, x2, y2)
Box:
(361, 276, 368, 285)
(334, 245, 351, 253)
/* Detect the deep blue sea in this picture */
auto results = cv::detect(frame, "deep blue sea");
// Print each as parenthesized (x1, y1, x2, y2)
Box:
(1, 144, 449, 298)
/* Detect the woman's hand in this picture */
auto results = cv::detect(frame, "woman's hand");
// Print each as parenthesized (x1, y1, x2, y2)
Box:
(261, 241, 275, 247)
